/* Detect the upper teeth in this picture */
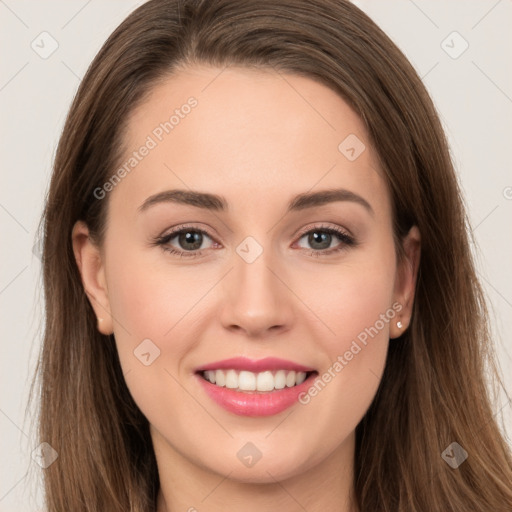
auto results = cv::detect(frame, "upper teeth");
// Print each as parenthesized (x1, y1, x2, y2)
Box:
(203, 369, 308, 392)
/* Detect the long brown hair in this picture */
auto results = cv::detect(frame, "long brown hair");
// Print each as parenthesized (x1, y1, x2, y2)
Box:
(34, 0, 512, 510)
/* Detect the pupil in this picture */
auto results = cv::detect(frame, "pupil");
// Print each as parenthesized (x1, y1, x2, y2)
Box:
(180, 231, 202, 250)
(309, 231, 331, 250)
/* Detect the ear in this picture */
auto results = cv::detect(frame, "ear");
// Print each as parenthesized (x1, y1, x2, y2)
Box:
(71, 221, 113, 335)
(389, 225, 421, 339)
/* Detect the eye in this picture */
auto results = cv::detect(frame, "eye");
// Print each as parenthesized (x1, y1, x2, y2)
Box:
(295, 225, 356, 256)
(153, 223, 356, 259)
(153, 225, 217, 258)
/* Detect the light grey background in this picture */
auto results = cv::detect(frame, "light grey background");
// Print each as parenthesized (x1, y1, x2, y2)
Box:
(1, 1, 511, 510)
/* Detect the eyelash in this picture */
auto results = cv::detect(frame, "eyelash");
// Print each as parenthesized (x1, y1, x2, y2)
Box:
(152, 223, 356, 259)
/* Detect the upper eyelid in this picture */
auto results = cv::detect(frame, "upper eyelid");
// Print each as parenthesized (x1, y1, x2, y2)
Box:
(295, 223, 351, 238)
(161, 224, 215, 240)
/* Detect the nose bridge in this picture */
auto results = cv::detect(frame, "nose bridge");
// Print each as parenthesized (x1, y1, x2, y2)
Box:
(220, 233, 293, 335)
(235, 234, 282, 308)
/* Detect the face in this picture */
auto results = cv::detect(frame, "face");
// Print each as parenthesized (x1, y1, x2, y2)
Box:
(73, 65, 419, 484)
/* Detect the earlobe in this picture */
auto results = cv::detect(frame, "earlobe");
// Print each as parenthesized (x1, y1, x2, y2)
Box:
(71, 221, 114, 335)
(390, 225, 421, 339)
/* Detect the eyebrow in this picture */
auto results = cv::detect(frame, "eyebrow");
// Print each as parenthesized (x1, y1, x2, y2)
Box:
(138, 188, 374, 216)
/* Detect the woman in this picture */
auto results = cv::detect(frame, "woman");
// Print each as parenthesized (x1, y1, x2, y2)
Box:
(35, 0, 512, 510)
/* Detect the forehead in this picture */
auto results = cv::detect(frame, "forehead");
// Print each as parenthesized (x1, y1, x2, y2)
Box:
(110, 65, 389, 220)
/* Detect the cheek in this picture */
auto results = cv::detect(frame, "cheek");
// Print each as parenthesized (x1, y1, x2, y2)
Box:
(294, 241, 396, 431)
(102, 242, 177, 377)
(105, 223, 396, 420)
(105, 242, 205, 341)
(106, 228, 397, 367)
(303, 242, 396, 355)
(104, 250, 198, 420)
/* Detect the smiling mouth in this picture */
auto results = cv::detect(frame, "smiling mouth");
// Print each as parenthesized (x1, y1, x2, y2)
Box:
(197, 369, 318, 393)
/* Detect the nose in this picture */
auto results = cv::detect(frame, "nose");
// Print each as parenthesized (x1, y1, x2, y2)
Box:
(219, 239, 294, 339)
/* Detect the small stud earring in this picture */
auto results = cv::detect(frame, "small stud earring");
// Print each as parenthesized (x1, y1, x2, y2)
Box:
(397, 320, 403, 329)
(98, 318, 104, 322)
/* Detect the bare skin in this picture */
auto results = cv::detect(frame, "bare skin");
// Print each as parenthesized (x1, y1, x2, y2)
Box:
(73, 65, 420, 512)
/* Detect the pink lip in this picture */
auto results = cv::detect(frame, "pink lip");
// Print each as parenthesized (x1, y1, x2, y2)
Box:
(195, 356, 316, 373)
(196, 371, 318, 417)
